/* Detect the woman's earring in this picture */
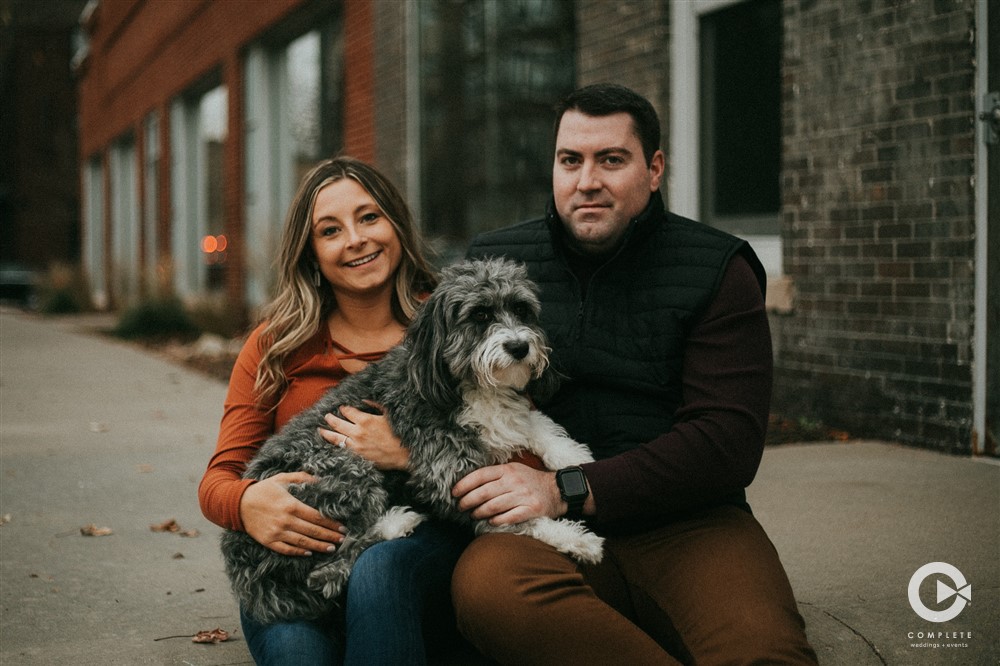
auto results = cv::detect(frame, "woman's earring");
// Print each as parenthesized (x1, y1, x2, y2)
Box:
(313, 262, 321, 287)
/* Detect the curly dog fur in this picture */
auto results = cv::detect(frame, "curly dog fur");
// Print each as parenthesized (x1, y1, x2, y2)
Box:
(221, 258, 603, 623)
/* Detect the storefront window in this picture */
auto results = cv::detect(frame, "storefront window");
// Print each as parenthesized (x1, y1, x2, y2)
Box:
(200, 86, 227, 292)
(110, 134, 138, 303)
(144, 112, 159, 294)
(244, 20, 343, 306)
(83, 156, 106, 308)
(170, 81, 227, 297)
(419, 0, 575, 250)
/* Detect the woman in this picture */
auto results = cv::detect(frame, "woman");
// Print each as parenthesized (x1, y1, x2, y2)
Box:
(199, 157, 471, 665)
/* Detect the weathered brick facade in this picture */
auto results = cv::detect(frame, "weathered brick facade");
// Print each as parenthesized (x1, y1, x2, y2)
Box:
(566, 0, 983, 453)
(76, 0, 368, 313)
(77, 0, 307, 310)
(774, 0, 979, 452)
(66, 0, 990, 453)
(576, 0, 671, 155)
(344, 0, 377, 162)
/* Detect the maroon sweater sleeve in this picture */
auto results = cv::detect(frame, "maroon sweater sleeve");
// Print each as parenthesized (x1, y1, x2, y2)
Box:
(580, 253, 772, 527)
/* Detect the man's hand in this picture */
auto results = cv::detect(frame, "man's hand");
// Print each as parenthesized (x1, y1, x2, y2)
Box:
(452, 463, 565, 525)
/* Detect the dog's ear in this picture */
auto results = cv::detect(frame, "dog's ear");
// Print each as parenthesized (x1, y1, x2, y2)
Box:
(405, 295, 461, 410)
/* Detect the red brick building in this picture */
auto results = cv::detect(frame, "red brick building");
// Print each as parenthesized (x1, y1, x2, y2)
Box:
(74, 0, 997, 455)
(77, 0, 364, 309)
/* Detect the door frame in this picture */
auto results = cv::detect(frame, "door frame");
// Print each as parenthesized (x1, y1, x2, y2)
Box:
(973, 0, 997, 456)
(669, 0, 784, 280)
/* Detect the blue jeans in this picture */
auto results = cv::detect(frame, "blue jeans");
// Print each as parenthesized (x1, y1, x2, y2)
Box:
(240, 520, 471, 666)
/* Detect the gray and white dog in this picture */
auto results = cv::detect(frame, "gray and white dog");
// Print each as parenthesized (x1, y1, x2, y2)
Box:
(221, 258, 603, 623)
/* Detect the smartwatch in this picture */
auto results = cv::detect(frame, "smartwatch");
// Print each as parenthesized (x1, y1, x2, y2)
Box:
(556, 466, 589, 519)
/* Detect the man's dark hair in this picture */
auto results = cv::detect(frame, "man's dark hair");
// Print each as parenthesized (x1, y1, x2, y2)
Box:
(554, 83, 661, 165)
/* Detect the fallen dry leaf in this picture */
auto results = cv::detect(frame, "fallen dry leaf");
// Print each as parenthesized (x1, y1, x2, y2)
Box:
(0, 514, 11, 526)
(88, 421, 110, 433)
(155, 627, 231, 642)
(136, 464, 154, 473)
(151, 518, 200, 537)
(192, 627, 230, 644)
(80, 524, 113, 536)
(150, 518, 180, 533)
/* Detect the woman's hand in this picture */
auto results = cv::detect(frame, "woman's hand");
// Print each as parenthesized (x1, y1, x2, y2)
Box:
(239, 472, 346, 556)
(319, 402, 410, 471)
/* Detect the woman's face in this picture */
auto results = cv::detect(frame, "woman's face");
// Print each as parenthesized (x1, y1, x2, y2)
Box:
(309, 178, 403, 302)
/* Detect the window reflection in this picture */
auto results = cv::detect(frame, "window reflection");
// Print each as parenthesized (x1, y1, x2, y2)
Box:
(144, 112, 159, 294)
(287, 31, 322, 184)
(699, 0, 781, 236)
(243, 19, 342, 307)
(419, 0, 575, 247)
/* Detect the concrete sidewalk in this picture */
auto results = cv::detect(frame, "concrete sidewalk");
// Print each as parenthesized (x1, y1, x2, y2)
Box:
(1, 309, 997, 665)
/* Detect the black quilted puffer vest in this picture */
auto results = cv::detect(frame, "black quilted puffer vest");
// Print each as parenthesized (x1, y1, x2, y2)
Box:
(468, 193, 765, 460)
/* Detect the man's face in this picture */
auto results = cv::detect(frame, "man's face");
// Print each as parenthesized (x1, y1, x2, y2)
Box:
(553, 110, 664, 256)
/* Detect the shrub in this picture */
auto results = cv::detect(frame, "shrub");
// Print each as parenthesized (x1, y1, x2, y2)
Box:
(188, 302, 248, 339)
(113, 297, 201, 342)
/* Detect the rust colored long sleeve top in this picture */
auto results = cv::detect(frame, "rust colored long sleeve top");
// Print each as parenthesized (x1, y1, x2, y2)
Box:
(198, 323, 387, 532)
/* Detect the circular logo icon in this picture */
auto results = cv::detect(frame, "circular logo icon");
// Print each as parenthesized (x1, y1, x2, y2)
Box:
(908, 562, 971, 623)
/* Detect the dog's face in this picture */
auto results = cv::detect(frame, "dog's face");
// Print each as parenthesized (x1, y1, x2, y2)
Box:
(448, 271, 548, 392)
(406, 259, 552, 405)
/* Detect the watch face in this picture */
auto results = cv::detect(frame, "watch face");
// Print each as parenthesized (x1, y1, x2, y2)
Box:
(560, 469, 588, 496)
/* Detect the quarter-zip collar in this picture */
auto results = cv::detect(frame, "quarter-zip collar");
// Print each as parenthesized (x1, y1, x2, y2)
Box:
(545, 191, 666, 298)
(545, 191, 666, 265)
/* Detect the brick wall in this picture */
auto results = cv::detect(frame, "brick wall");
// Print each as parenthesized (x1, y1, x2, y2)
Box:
(344, 0, 376, 162)
(77, 0, 304, 157)
(76, 0, 326, 310)
(774, 0, 978, 452)
(575, 0, 670, 155)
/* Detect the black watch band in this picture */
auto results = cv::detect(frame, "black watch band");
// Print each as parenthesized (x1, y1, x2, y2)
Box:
(556, 466, 589, 519)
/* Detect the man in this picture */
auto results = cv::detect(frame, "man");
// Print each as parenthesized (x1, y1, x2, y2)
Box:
(451, 83, 817, 664)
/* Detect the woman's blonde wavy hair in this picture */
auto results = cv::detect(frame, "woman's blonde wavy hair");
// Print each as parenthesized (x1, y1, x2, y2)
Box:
(253, 157, 438, 405)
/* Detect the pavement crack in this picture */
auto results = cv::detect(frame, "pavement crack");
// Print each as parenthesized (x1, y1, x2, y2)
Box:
(815, 606, 888, 665)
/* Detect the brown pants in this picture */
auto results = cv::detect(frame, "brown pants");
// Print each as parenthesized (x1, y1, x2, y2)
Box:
(451, 506, 818, 665)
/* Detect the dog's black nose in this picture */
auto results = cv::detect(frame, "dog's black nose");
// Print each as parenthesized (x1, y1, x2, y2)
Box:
(503, 340, 530, 360)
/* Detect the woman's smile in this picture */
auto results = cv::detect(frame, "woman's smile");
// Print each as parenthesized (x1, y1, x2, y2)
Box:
(345, 250, 383, 268)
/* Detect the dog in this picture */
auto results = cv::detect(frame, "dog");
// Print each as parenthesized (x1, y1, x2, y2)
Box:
(221, 258, 603, 623)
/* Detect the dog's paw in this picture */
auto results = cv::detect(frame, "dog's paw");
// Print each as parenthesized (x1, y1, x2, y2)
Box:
(373, 506, 426, 540)
(565, 528, 604, 565)
(533, 435, 595, 469)
(540, 448, 595, 470)
(523, 517, 604, 565)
